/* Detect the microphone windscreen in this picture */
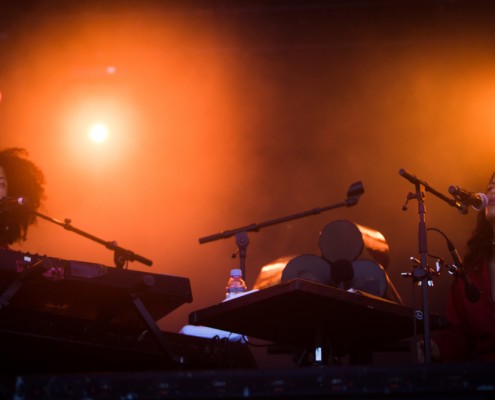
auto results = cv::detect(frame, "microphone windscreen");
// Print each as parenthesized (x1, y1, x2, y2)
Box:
(473, 193, 488, 211)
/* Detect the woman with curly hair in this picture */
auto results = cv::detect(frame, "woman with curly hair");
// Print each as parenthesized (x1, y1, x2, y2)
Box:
(0, 148, 46, 248)
(420, 173, 495, 362)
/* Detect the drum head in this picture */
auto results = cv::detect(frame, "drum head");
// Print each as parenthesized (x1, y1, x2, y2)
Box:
(350, 259, 387, 297)
(281, 254, 331, 285)
(319, 219, 390, 268)
(319, 220, 364, 262)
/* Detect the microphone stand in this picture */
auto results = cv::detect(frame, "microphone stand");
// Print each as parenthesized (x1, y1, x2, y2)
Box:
(198, 181, 364, 281)
(399, 169, 464, 365)
(33, 211, 153, 269)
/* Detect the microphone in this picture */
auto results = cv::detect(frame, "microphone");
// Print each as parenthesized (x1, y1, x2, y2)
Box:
(0, 196, 29, 211)
(445, 238, 480, 303)
(448, 186, 488, 211)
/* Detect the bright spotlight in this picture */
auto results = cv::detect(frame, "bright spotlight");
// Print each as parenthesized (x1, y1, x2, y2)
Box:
(89, 123, 109, 142)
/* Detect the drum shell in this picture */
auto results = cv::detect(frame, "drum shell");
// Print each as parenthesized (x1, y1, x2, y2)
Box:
(253, 254, 331, 290)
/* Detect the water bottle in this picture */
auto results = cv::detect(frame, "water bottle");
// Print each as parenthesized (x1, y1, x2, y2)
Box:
(225, 268, 247, 299)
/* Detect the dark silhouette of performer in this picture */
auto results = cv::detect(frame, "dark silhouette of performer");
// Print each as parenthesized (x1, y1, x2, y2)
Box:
(420, 173, 495, 362)
(0, 147, 45, 248)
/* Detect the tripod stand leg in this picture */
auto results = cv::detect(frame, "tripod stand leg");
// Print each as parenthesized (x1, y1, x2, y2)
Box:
(130, 276, 184, 366)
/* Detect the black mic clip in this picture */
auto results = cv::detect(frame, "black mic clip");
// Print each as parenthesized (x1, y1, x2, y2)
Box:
(436, 259, 461, 276)
(401, 256, 438, 286)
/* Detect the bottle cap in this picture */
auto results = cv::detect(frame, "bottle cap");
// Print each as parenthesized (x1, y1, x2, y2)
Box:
(230, 268, 242, 277)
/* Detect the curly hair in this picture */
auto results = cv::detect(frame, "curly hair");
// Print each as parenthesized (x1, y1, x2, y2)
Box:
(463, 173, 495, 271)
(0, 148, 46, 245)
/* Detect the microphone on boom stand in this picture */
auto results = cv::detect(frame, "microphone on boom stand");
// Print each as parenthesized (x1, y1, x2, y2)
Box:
(448, 186, 488, 213)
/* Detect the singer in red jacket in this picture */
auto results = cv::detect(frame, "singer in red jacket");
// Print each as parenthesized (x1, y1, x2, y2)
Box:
(0, 148, 45, 248)
(430, 173, 495, 362)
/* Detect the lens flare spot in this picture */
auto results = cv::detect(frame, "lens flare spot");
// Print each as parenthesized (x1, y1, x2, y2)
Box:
(88, 123, 109, 143)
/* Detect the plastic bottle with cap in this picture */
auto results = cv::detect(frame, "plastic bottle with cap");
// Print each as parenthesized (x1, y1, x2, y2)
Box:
(225, 268, 248, 300)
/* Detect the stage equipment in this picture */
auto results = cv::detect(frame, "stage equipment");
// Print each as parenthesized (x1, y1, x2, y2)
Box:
(0, 196, 29, 212)
(318, 219, 390, 268)
(398, 168, 466, 365)
(0, 248, 194, 373)
(0, 248, 190, 323)
(252, 255, 401, 301)
(427, 227, 480, 303)
(14, 361, 495, 399)
(349, 259, 401, 300)
(253, 254, 331, 290)
(0, 317, 255, 381)
(198, 181, 364, 280)
(0, 248, 256, 385)
(448, 185, 488, 212)
(33, 210, 152, 269)
(189, 279, 445, 366)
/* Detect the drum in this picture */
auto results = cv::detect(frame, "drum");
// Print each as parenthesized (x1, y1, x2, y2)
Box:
(347, 259, 388, 298)
(319, 220, 390, 268)
(253, 254, 402, 302)
(253, 254, 331, 290)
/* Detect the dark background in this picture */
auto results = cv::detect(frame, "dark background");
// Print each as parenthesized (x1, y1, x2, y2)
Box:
(1, 0, 494, 363)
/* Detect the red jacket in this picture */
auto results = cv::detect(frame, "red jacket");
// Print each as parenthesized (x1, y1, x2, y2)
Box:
(434, 260, 495, 361)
